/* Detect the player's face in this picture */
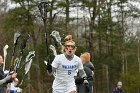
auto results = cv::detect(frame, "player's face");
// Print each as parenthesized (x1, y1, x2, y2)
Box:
(64, 42, 76, 56)
(0, 55, 4, 65)
(117, 85, 122, 89)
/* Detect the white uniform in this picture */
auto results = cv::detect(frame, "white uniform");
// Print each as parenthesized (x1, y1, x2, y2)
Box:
(52, 54, 83, 93)
(9, 83, 22, 93)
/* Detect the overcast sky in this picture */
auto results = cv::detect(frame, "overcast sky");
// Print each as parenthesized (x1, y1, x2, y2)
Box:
(5, 0, 140, 34)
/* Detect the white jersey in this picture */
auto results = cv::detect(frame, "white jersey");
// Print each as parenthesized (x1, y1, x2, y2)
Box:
(51, 54, 83, 92)
(10, 83, 22, 93)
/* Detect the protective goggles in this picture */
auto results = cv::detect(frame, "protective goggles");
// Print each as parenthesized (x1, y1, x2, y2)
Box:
(64, 45, 76, 49)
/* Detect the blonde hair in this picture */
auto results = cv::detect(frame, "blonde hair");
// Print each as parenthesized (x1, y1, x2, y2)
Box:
(64, 40, 75, 45)
(80, 52, 91, 62)
(64, 35, 74, 45)
(64, 35, 73, 42)
(61, 46, 65, 53)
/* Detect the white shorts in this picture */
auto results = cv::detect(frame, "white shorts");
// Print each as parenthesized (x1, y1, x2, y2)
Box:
(53, 87, 76, 93)
(67, 86, 76, 93)
(53, 79, 76, 93)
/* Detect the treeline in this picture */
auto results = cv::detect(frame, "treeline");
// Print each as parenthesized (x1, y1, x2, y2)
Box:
(0, 0, 140, 93)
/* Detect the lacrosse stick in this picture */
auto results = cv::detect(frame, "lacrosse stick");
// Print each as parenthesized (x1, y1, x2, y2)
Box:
(19, 51, 35, 85)
(20, 34, 30, 54)
(46, 45, 57, 65)
(19, 59, 33, 86)
(16, 51, 35, 73)
(14, 34, 30, 72)
(50, 31, 62, 46)
(49, 45, 57, 56)
(10, 32, 21, 71)
(3, 45, 9, 71)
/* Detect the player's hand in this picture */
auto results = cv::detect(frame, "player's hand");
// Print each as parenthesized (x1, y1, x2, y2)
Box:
(74, 77, 84, 84)
(46, 63, 52, 73)
(83, 78, 90, 92)
(5, 72, 17, 81)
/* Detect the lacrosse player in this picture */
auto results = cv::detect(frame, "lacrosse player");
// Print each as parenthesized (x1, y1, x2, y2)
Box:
(75, 52, 94, 93)
(0, 55, 17, 93)
(46, 38, 89, 93)
(0, 73, 17, 86)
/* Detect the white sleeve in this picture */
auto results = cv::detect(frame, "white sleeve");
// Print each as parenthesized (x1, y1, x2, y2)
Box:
(0, 79, 6, 85)
(78, 58, 83, 70)
(51, 55, 59, 68)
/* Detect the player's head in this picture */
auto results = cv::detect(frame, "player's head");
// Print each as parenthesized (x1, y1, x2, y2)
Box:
(80, 52, 90, 64)
(61, 35, 73, 53)
(117, 81, 122, 89)
(62, 35, 76, 55)
(0, 55, 4, 65)
(64, 40, 76, 56)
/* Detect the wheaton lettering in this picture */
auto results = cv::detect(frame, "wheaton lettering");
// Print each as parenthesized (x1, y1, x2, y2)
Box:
(62, 65, 77, 69)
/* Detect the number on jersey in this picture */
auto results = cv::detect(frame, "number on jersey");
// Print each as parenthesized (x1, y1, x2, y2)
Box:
(68, 70, 72, 75)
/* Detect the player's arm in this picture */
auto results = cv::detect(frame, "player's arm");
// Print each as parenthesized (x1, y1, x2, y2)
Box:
(78, 69, 86, 78)
(0, 73, 17, 85)
(77, 58, 88, 82)
(0, 78, 6, 85)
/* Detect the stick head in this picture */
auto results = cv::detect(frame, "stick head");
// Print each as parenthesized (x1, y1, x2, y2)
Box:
(20, 34, 30, 53)
(50, 31, 62, 45)
(4, 45, 9, 49)
(14, 32, 21, 44)
(49, 45, 57, 56)
(25, 51, 35, 62)
(3, 45, 9, 56)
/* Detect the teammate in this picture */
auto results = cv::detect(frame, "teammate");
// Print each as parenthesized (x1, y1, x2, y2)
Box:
(75, 52, 94, 93)
(46, 37, 88, 93)
(0, 55, 17, 92)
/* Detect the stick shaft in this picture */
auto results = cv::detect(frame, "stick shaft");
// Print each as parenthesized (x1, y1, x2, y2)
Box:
(10, 32, 21, 71)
